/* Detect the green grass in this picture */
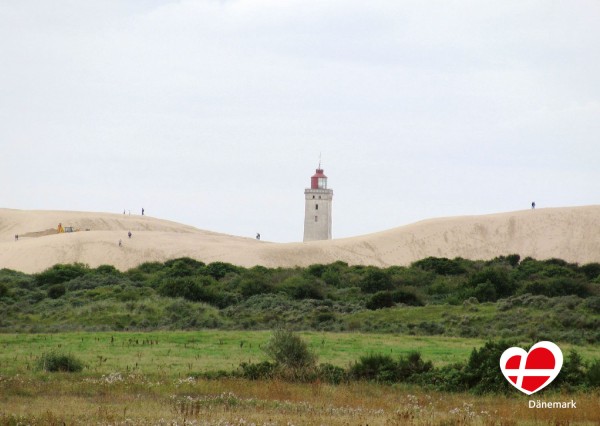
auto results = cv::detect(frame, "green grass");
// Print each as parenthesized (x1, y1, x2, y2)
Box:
(1, 330, 598, 378)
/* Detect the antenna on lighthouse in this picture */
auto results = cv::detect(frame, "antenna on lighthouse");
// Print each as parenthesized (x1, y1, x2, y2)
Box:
(318, 152, 322, 169)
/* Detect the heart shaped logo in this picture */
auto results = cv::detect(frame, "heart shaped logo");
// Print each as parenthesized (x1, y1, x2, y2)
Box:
(500, 341, 563, 395)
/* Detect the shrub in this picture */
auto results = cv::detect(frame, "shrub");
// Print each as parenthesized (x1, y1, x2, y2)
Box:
(158, 276, 238, 308)
(35, 264, 88, 286)
(240, 277, 274, 298)
(319, 262, 349, 287)
(396, 351, 433, 380)
(66, 274, 123, 291)
(38, 352, 84, 372)
(467, 267, 517, 301)
(159, 276, 216, 301)
(281, 276, 324, 300)
(318, 363, 347, 384)
(350, 354, 397, 382)
(359, 268, 393, 293)
(392, 289, 424, 306)
(366, 291, 395, 310)
(514, 258, 577, 280)
(505, 254, 521, 267)
(164, 258, 206, 278)
(47, 284, 66, 299)
(349, 351, 432, 383)
(134, 262, 164, 274)
(239, 361, 277, 380)
(585, 296, 600, 314)
(417, 321, 445, 335)
(461, 340, 514, 394)
(307, 264, 327, 278)
(475, 281, 501, 302)
(580, 263, 600, 280)
(522, 277, 591, 298)
(205, 262, 239, 280)
(264, 330, 317, 370)
(94, 264, 121, 275)
(544, 258, 578, 270)
(412, 257, 467, 275)
(321, 270, 341, 287)
(555, 350, 586, 390)
(315, 312, 335, 323)
(0, 283, 7, 298)
(586, 359, 600, 388)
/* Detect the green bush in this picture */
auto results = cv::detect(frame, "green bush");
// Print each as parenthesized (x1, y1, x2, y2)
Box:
(555, 350, 586, 390)
(349, 351, 432, 383)
(281, 276, 324, 300)
(366, 289, 424, 310)
(94, 264, 121, 275)
(393, 289, 424, 306)
(318, 363, 347, 384)
(35, 264, 89, 286)
(505, 254, 521, 267)
(133, 262, 164, 274)
(0, 283, 8, 298)
(239, 361, 277, 380)
(66, 274, 124, 290)
(522, 277, 591, 298)
(580, 263, 600, 280)
(467, 267, 517, 302)
(321, 270, 341, 287)
(417, 321, 445, 335)
(205, 262, 239, 280)
(159, 277, 201, 300)
(264, 330, 317, 370)
(397, 351, 433, 380)
(366, 291, 395, 310)
(350, 353, 397, 382)
(38, 352, 84, 372)
(307, 264, 327, 278)
(586, 358, 600, 387)
(460, 340, 514, 394)
(584, 296, 600, 314)
(359, 268, 393, 293)
(164, 257, 206, 278)
(240, 277, 274, 298)
(47, 284, 66, 299)
(412, 257, 467, 275)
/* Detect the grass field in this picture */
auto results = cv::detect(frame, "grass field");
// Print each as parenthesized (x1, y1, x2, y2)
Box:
(2, 330, 599, 377)
(0, 330, 489, 376)
(1, 331, 599, 425)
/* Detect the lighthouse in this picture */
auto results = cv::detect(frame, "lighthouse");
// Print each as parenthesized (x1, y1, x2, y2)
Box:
(303, 166, 333, 242)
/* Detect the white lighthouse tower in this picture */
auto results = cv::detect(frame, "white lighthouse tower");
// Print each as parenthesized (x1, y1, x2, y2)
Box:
(303, 165, 333, 242)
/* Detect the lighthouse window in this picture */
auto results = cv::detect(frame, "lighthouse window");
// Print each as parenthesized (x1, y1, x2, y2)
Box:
(319, 196, 321, 199)
(315, 216, 318, 222)
(315, 204, 319, 210)
(312, 196, 315, 199)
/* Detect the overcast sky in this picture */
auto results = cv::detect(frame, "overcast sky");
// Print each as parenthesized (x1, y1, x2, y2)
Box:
(1, 1, 599, 242)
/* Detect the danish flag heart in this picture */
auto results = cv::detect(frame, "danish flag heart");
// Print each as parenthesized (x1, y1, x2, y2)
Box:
(500, 341, 563, 395)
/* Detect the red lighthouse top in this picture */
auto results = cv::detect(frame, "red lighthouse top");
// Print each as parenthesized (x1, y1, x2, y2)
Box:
(311, 168, 328, 189)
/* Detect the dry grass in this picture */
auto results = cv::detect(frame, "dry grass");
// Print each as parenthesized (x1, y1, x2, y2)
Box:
(1, 331, 598, 424)
(1, 375, 598, 425)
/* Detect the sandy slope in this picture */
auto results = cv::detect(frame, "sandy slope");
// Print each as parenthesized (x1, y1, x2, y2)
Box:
(1, 206, 600, 273)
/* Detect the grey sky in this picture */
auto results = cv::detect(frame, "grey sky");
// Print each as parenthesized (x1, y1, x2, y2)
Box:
(1, 1, 599, 242)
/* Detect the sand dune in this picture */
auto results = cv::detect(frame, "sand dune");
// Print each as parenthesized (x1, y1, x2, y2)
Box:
(1, 206, 600, 273)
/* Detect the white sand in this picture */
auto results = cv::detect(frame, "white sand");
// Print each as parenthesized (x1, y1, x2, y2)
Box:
(1, 206, 599, 273)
